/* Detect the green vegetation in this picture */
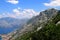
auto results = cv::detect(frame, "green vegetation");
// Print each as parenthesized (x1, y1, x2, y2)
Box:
(31, 12, 60, 40)
(15, 32, 32, 40)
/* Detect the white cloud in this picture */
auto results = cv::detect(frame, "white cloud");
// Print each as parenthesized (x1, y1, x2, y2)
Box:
(7, 0, 19, 4)
(44, 0, 60, 6)
(13, 8, 20, 16)
(23, 9, 39, 18)
(0, 8, 39, 19)
(12, 8, 39, 18)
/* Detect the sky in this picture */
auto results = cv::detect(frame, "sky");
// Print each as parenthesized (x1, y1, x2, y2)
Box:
(0, 0, 60, 19)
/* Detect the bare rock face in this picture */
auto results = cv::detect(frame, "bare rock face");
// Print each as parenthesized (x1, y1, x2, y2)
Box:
(56, 21, 60, 25)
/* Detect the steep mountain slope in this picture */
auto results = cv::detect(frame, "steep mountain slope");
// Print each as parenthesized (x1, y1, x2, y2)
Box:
(27, 8, 58, 24)
(0, 17, 29, 34)
(9, 8, 60, 40)
(30, 11, 60, 40)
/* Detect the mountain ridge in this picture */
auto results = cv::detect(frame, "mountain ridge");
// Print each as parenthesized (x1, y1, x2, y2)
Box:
(9, 8, 60, 40)
(0, 17, 29, 34)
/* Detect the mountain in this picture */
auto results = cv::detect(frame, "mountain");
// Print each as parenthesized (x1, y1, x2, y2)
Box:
(0, 17, 29, 34)
(27, 8, 58, 24)
(9, 8, 60, 40)
(0, 17, 29, 28)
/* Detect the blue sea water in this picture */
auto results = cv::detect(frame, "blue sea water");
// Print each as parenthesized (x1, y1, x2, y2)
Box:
(0, 27, 19, 40)
(0, 36, 2, 40)
(0, 27, 18, 34)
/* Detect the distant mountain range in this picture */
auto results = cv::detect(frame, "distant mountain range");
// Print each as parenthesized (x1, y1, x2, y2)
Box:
(0, 17, 29, 28)
(0, 17, 29, 34)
